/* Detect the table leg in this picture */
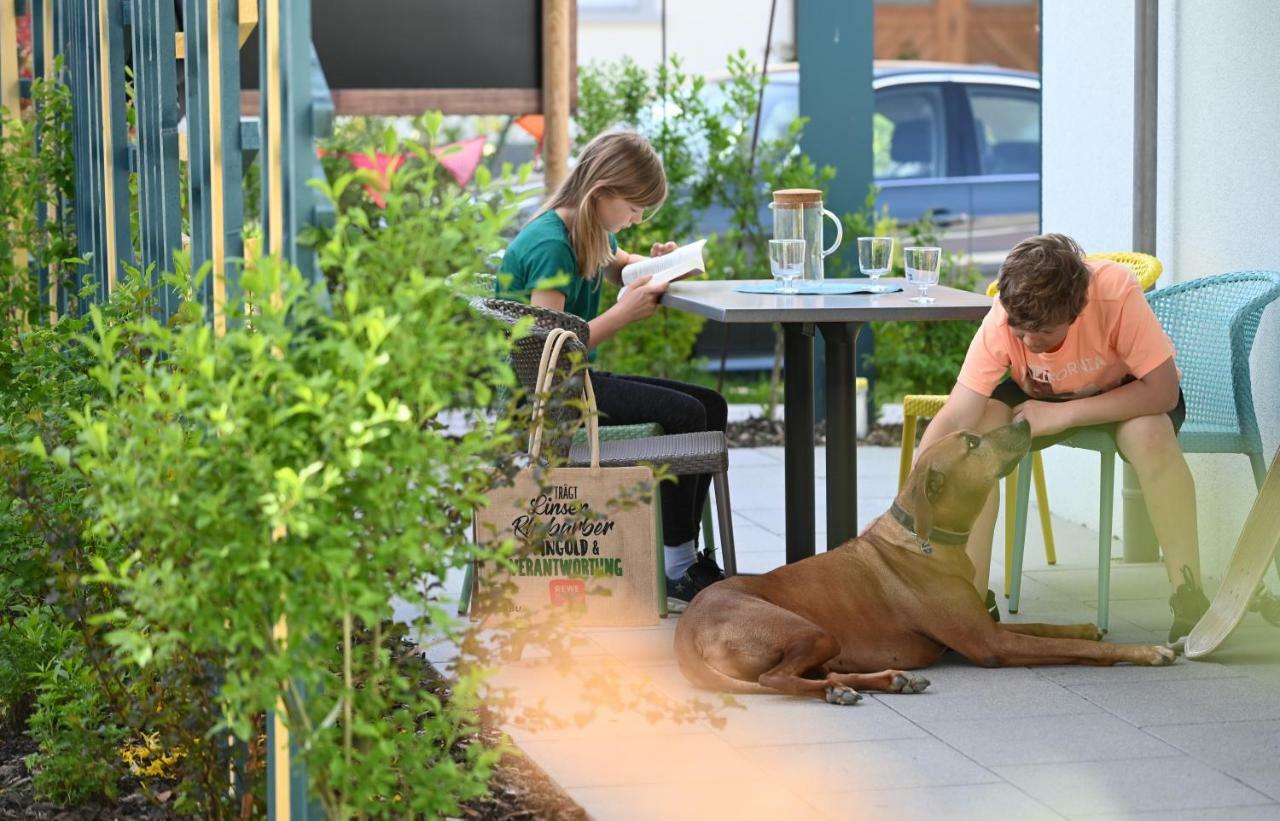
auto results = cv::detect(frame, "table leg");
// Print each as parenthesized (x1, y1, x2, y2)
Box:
(819, 322, 860, 550)
(783, 322, 816, 564)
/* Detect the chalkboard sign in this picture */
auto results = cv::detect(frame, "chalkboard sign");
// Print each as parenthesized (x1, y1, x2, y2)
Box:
(241, 0, 576, 115)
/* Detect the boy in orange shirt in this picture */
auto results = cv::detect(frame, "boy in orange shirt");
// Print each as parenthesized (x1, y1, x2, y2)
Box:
(919, 233, 1208, 642)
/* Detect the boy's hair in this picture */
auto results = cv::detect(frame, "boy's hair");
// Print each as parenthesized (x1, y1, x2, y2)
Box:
(997, 233, 1091, 329)
(538, 130, 667, 281)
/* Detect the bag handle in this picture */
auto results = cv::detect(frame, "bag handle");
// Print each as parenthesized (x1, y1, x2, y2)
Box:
(527, 328, 600, 468)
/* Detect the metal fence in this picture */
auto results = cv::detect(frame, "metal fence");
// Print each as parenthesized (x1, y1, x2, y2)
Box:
(2, 0, 332, 329)
(2, 1, 332, 816)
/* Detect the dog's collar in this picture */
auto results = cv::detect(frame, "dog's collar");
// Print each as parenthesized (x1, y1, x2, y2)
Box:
(889, 501, 970, 555)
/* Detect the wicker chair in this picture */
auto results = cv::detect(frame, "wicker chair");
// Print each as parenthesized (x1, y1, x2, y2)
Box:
(897, 252, 1165, 598)
(460, 299, 737, 616)
(1007, 270, 1280, 631)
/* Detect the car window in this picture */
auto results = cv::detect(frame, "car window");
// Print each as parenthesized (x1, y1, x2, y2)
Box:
(874, 85, 946, 180)
(967, 85, 1040, 175)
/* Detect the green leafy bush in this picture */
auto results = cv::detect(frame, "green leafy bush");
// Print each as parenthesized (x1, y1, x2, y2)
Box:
(0, 58, 76, 327)
(48, 123, 536, 814)
(0, 605, 74, 727)
(25, 656, 126, 805)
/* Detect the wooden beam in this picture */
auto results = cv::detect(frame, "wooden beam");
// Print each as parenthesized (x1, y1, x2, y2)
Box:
(241, 87, 544, 117)
(542, 0, 571, 190)
(0, 0, 20, 114)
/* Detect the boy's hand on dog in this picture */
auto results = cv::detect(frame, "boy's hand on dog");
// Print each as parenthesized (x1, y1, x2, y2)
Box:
(1012, 400, 1072, 438)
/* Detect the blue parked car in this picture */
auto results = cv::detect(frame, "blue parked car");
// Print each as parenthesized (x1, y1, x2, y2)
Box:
(712, 60, 1041, 275)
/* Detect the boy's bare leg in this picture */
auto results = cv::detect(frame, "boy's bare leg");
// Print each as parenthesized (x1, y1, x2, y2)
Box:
(918, 398, 1014, 593)
(1115, 414, 1201, 587)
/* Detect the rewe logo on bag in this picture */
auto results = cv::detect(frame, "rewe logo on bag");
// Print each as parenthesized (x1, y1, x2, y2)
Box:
(549, 578, 587, 606)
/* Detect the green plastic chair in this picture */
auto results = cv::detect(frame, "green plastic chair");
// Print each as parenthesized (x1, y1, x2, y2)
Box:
(1008, 270, 1280, 631)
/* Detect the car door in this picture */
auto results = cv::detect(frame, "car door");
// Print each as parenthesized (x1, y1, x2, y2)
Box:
(961, 81, 1041, 273)
(873, 80, 973, 261)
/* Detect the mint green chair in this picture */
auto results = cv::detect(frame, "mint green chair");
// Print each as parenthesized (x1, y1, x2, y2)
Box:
(1008, 270, 1280, 631)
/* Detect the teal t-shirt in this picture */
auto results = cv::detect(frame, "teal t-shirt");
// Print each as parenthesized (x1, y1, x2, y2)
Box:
(497, 210, 618, 322)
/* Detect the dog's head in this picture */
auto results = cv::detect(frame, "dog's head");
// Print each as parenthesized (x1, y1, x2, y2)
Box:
(897, 420, 1031, 540)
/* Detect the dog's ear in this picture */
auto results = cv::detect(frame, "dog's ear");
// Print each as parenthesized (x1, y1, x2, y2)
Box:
(909, 466, 945, 539)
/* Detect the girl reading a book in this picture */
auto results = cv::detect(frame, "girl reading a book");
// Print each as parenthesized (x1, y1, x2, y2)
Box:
(498, 129, 727, 609)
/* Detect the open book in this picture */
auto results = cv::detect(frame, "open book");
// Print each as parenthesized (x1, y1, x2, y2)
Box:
(617, 239, 706, 297)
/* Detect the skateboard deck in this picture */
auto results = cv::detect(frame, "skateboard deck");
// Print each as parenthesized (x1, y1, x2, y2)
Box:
(1185, 446, 1280, 658)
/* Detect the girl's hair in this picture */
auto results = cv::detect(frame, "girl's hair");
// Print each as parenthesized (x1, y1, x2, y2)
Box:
(537, 130, 667, 280)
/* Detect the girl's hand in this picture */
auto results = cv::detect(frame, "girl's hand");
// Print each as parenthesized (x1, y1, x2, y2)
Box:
(615, 274, 669, 323)
(650, 241, 678, 257)
(1012, 400, 1071, 438)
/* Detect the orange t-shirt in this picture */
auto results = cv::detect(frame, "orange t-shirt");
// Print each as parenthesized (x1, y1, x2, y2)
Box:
(957, 260, 1175, 400)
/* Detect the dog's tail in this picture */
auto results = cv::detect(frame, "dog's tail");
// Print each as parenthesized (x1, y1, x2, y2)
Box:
(673, 617, 779, 696)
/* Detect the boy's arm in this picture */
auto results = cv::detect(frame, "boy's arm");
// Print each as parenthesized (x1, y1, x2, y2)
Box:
(917, 383, 992, 453)
(1013, 357, 1180, 436)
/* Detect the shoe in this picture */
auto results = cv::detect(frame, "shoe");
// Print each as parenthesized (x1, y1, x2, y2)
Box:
(1168, 566, 1210, 643)
(985, 589, 1001, 623)
(666, 552, 725, 613)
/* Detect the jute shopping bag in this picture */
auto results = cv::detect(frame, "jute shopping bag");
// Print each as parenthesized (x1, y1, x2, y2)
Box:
(473, 328, 659, 626)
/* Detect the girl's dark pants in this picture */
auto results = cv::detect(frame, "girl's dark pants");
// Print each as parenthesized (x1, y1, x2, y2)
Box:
(590, 371, 728, 547)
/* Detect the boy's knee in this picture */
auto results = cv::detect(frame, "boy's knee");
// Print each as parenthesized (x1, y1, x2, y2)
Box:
(1116, 414, 1181, 464)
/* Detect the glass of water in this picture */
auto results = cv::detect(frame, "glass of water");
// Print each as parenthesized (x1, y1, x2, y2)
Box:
(769, 238, 806, 294)
(903, 246, 941, 303)
(857, 236, 894, 280)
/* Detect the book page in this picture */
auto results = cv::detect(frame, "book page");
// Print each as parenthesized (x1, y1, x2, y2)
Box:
(619, 240, 706, 293)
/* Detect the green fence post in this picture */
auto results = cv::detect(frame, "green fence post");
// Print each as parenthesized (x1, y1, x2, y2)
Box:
(183, 0, 245, 330)
(64, 0, 130, 307)
(129, 0, 183, 320)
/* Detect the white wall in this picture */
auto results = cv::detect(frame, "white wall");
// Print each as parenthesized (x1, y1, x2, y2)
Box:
(1038, 0, 1135, 536)
(578, 0, 796, 75)
(1040, 0, 1280, 584)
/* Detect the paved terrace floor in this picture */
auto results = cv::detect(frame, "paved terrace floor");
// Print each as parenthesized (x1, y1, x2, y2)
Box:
(432, 443, 1280, 820)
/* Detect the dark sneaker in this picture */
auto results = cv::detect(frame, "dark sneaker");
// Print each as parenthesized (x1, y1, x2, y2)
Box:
(666, 552, 725, 613)
(1168, 566, 1210, 643)
(985, 589, 1001, 623)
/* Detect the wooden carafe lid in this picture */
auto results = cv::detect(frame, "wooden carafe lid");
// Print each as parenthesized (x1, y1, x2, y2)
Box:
(772, 188, 823, 206)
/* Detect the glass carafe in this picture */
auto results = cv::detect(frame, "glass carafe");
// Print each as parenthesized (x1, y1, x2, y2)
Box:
(770, 188, 844, 282)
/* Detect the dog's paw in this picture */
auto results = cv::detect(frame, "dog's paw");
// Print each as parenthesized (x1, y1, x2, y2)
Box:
(1164, 637, 1187, 658)
(889, 671, 931, 694)
(1149, 645, 1177, 666)
(1081, 624, 1105, 641)
(825, 685, 862, 705)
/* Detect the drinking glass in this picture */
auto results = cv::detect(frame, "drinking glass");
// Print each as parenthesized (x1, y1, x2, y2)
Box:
(768, 238, 806, 294)
(857, 236, 894, 280)
(903, 245, 941, 303)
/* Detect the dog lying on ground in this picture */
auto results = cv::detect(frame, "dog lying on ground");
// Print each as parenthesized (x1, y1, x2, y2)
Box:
(675, 420, 1176, 704)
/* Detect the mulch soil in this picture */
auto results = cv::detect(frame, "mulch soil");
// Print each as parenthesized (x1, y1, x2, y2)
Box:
(0, 728, 174, 821)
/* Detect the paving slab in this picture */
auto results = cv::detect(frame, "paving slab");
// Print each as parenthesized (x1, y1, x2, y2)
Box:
(992, 756, 1271, 816)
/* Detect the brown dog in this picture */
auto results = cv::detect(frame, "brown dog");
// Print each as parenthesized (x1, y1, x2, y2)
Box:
(675, 420, 1175, 704)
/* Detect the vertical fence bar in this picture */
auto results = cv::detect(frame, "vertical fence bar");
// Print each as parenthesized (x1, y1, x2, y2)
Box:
(30, 0, 55, 316)
(260, 0, 331, 288)
(94, 0, 128, 291)
(0, 0, 18, 115)
(65, 0, 127, 308)
(1, 0, 25, 309)
(130, 0, 182, 320)
(261, 1, 331, 813)
(184, 0, 244, 330)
